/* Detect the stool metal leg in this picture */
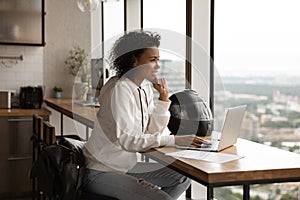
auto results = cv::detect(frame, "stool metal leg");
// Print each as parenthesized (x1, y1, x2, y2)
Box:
(186, 184, 192, 198)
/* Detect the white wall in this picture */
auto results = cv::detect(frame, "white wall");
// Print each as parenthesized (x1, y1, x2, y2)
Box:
(0, 0, 92, 98)
(0, 45, 43, 93)
(0, 0, 92, 136)
(44, 0, 92, 135)
(43, 0, 91, 98)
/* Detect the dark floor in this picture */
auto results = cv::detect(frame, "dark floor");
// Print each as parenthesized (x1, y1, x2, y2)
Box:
(0, 182, 207, 200)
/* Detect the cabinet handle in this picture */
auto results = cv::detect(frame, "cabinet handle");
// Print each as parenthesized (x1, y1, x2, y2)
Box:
(7, 118, 33, 122)
(7, 156, 32, 161)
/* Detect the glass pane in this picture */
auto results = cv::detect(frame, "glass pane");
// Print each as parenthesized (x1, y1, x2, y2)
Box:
(102, 0, 124, 82)
(103, 0, 124, 54)
(215, 0, 300, 150)
(0, 0, 42, 44)
(143, 0, 186, 95)
(214, 0, 300, 198)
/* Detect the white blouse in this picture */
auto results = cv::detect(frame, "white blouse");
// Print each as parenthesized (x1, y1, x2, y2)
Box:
(83, 76, 175, 172)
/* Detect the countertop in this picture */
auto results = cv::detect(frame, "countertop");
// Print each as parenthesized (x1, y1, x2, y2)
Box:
(44, 98, 98, 128)
(0, 107, 51, 117)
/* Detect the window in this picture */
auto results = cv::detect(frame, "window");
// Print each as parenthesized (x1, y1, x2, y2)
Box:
(143, 0, 186, 95)
(103, 0, 125, 56)
(90, 0, 125, 94)
(102, 0, 125, 82)
(214, 0, 300, 199)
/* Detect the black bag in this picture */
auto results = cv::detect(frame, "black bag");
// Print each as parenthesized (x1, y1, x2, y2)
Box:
(168, 89, 214, 136)
(31, 137, 86, 200)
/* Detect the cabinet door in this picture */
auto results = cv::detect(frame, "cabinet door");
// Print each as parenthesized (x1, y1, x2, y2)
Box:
(7, 117, 33, 157)
(0, 0, 45, 46)
(0, 118, 9, 156)
(0, 115, 49, 197)
(0, 116, 33, 196)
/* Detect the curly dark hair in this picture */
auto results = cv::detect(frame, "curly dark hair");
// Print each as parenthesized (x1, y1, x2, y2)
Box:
(108, 30, 161, 77)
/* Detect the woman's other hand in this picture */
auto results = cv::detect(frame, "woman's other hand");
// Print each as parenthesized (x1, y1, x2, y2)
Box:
(175, 135, 210, 147)
(152, 78, 169, 102)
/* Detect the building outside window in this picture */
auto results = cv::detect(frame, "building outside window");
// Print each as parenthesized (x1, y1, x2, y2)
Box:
(214, 0, 300, 199)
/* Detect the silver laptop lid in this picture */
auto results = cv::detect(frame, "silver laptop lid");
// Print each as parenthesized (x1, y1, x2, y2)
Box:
(217, 105, 247, 151)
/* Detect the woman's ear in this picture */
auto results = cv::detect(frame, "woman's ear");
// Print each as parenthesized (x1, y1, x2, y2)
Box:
(133, 57, 138, 67)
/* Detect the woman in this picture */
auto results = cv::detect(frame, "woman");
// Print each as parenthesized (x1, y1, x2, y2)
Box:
(82, 30, 206, 200)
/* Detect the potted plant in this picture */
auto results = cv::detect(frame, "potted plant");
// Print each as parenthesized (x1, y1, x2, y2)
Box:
(53, 86, 63, 98)
(65, 45, 88, 82)
(65, 46, 90, 99)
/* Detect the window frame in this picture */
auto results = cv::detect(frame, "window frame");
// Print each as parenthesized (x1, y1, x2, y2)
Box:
(210, 0, 215, 115)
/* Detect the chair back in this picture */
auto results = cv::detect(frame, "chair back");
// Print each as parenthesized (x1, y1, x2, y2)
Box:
(43, 121, 57, 145)
(33, 114, 44, 141)
(31, 117, 117, 200)
(32, 114, 45, 200)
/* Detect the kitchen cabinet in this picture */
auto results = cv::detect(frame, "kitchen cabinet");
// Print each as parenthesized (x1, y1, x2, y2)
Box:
(0, 109, 50, 198)
(0, 0, 45, 46)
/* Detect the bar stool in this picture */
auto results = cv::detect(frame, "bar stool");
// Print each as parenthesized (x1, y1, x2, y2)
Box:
(43, 121, 56, 145)
(31, 114, 44, 200)
(45, 121, 118, 200)
(32, 116, 117, 200)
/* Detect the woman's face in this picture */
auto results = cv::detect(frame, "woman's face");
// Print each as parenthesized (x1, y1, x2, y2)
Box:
(134, 46, 160, 83)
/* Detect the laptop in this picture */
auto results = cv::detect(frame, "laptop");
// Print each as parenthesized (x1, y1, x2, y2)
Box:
(74, 100, 100, 107)
(176, 105, 247, 152)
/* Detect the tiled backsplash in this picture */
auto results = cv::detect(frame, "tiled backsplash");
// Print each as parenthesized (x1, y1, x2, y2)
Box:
(0, 45, 43, 94)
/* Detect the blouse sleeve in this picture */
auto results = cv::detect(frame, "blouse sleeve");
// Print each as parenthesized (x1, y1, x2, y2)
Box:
(144, 84, 172, 135)
(145, 99, 172, 135)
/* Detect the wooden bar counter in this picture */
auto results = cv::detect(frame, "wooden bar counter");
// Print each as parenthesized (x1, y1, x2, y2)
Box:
(44, 98, 99, 138)
(44, 98, 98, 128)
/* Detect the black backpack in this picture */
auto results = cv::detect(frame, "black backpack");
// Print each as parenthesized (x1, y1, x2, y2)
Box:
(31, 137, 86, 200)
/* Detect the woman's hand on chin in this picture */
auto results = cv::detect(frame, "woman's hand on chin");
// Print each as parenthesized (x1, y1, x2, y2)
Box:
(152, 78, 169, 102)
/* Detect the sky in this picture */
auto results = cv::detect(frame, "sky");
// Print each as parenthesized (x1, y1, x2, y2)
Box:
(214, 0, 300, 77)
(102, 0, 300, 77)
(145, 0, 300, 77)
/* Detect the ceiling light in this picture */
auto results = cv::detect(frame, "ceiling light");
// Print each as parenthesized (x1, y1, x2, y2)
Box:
(102, 0, 120, 3)
(77, 0, 100, 12)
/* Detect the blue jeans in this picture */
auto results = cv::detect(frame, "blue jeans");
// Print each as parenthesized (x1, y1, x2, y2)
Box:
(82, 162, 191, 200)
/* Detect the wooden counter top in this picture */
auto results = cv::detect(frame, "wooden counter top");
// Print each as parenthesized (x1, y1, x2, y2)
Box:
(145, 138, 300, 184)
(0, 107, 51, 117)
(44, 98, 98, 128)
